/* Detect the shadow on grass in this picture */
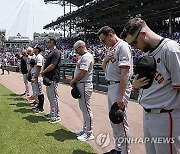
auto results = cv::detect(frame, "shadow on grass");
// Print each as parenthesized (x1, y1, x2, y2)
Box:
(72, 149, 96, 154)
(7, 97, 25, 101)
(14, 108, 32, 114)
(45, 129, 76, 142)
(2, 93, 18, 97)
(10, 102, 30, 107)
(22, 115, 48, 123)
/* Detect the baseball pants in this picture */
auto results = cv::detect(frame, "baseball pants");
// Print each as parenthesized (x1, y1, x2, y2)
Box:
(46, 81, 60, 119)
(143, 109, 180, 154)
(77, 82, 93, 135)
(23, 74, 29, 94)
(107, 82, 132, 154)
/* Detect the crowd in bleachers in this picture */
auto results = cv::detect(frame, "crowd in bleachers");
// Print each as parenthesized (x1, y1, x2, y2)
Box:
(31, 30, 180, 65)
(1, 30, 180, 68)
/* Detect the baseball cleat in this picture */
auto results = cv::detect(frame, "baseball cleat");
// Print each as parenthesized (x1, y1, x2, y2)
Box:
(48, 117, 61, 123)
(73, 130, 84, 136)
(103, 149, 121, 154)
(43, 113, 51, 119)
(77, 133, 94, 141)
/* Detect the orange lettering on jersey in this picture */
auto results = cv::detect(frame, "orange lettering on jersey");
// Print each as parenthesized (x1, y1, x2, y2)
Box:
(155, 71, 164, 84)
(155, 73, 161, 81)
(158, 77, 164, 84)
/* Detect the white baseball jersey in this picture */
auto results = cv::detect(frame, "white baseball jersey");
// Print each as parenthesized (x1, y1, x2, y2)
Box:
(74, 52, 94, 82)
(27, 54, 36, 70)
(105, 40, 133, 81)
(31, 53, 44, 75)
(138, 38, 180, 109)
(2, 58, 8, 66)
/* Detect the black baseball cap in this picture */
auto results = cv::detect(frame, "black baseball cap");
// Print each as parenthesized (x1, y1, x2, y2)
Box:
(34, 45, 42, 52)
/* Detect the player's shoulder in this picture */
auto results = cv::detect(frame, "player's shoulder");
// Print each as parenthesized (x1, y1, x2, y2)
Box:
(83, 52, 93, 60)
(116, 39, 131, 49)
(163, 38, 180, 52)
(37, 53, 43, 58)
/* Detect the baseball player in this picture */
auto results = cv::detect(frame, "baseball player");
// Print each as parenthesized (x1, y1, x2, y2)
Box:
(41, 38, 61, 123)
(1, 56, 9, 75)
(97, 26, 133, 154)
(26, 47, 36, 102)
(31, 46, 44, 113)
(15, 51, 29, 96)
(70, 40, 94, 141)
(121, 17, 180, 154)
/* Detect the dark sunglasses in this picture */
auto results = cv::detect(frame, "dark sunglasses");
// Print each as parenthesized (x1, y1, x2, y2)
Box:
(130, 27, 142, 46)
(101, 34, 109, 43)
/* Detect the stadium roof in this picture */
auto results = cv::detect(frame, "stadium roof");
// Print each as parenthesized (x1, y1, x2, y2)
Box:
(66, 0, 93, 6)
(44, 0, 180, 33)
(44, 0, 93, 6)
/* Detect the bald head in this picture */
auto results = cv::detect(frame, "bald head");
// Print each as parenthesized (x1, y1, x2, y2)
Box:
(73, 40, 88, 55)
(74, 40, 86, 49)
(26, 47, 33, 56)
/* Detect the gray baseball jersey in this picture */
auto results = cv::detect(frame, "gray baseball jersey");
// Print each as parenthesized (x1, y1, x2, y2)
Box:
(105, 40, 133, 81)
(74, 52, 94, 82)
(138, 38, 180, 109)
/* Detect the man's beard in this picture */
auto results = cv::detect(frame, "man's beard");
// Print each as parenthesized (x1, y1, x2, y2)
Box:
(142, 43, 151, 53)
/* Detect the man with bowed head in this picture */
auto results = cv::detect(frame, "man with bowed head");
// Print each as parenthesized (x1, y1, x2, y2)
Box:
(121, 17, 180, 154)
(97, 26, 133, 154)
(70, 40, 94, 141)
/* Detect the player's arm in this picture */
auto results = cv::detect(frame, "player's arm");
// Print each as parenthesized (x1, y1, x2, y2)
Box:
(28, 66, 32, 74)
(41, 51, 60, 76)
(70, 56, 90, 87)
(164, 43, 180, 89)
(117, 67, 130, 109)
(41, 64, 55, 76)
(34, 66, 42, 79)
(70, 69, 87, 86)
(117, 45, 132, 109)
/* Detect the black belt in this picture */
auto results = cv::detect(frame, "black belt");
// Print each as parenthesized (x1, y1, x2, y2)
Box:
(144, 108, 174, 113)
(78, 81, 92, 83)
(107, 81, 120, 85)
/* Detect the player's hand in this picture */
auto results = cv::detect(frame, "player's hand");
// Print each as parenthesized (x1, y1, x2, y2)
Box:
(31, 78, 35, 83)
(104, 50, 115, 62)
(117, 96, 125, 110)
(133, 74, 150, 89)
(40, 71, 44, 77)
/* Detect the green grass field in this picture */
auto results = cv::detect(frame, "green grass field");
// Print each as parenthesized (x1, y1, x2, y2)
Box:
(0, 84, 96, 154)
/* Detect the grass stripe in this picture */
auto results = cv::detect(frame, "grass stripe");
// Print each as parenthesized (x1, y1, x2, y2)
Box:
(0, 84, 96, 154)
